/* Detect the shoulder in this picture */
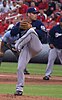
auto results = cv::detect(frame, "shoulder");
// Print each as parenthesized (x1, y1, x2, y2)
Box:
(50, 25, 58, 31)
(33, 20, 45, 28)
(35, 20, 44, 25)
(15, 22, 20, 27)
(49, 25, 58, 34)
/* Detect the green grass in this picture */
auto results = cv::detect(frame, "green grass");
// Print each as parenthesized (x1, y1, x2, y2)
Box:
(0, 84, 15, 94)
(0, 62, 17, 73)
(0, 84, 62, 98)
(24, 85, 62, 98)
(0, 62, 62, 76)
(0, 62, 62, 98)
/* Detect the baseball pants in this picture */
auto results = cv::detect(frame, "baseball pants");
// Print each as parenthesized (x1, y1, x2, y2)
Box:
(45, 48, 62, 76)
(15, 28, 43, 92)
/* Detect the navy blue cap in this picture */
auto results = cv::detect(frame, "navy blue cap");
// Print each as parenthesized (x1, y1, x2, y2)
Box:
(27, 7, 39, 14)
(60, 18, 62, 22)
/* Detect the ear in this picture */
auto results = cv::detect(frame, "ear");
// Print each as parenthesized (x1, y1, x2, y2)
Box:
(27, 13, 31, 17)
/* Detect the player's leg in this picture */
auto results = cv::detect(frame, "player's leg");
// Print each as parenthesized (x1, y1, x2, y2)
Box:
(43, 48, 57, 80)
(57, 49, 62, 64)
(14, 45, 32, 95)
(29, 32, 42, 56)
(0, 39, 9, 66)
(12, 50, 30, 75)
(0, 39, 4, 65)
(14, 28, 42, 95)
(14, 29, 33, 95)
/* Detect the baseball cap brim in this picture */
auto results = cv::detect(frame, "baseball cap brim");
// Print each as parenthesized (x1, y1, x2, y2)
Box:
(27, 7, 39, 14)
(27, 10, 39, 14)
(32, 11, 39, 14)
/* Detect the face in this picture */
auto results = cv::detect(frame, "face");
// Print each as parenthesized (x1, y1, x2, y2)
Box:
(28, 13, 38, 21)
(30, 2, 35, 7)
(3, 1, 7, 7)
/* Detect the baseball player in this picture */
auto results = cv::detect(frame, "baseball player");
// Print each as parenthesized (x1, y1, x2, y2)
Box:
(0, 22, 30, 74)
(14, 7, 47, 96)
(43, 18, 62, 80)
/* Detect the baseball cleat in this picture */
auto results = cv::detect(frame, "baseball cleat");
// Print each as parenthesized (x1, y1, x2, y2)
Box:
(43, 76, 50, 80)
(24, 70, 30, 75)
(14, 91, 23, 96)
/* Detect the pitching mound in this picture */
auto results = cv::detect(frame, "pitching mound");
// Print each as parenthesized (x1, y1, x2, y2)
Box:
(0, 74, 62, 100)
(0, 94, 62, 100)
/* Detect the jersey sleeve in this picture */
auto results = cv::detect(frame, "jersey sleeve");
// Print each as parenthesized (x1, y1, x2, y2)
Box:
(35, 21, 47, 43)
(10, 22, 20, 36)
(48, 27, 55, 44)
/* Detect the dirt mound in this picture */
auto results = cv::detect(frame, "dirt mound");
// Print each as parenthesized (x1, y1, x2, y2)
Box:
(0, 74, 62, 100)
(0, 74, 62, 85)
(0, 94, 62, 100)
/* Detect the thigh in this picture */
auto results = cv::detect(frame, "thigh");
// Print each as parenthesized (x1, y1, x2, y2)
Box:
(29, 33, 42, 56)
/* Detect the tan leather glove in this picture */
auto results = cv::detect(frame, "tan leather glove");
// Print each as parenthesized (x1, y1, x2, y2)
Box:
(20, 20, 32, 30)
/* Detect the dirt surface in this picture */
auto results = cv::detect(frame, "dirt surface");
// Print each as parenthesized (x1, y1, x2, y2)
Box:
(0, 74, 62, 100)
(0, 94, 62, 100)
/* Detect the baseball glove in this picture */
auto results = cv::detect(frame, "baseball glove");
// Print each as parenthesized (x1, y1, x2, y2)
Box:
(20, 20, 32, 30)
